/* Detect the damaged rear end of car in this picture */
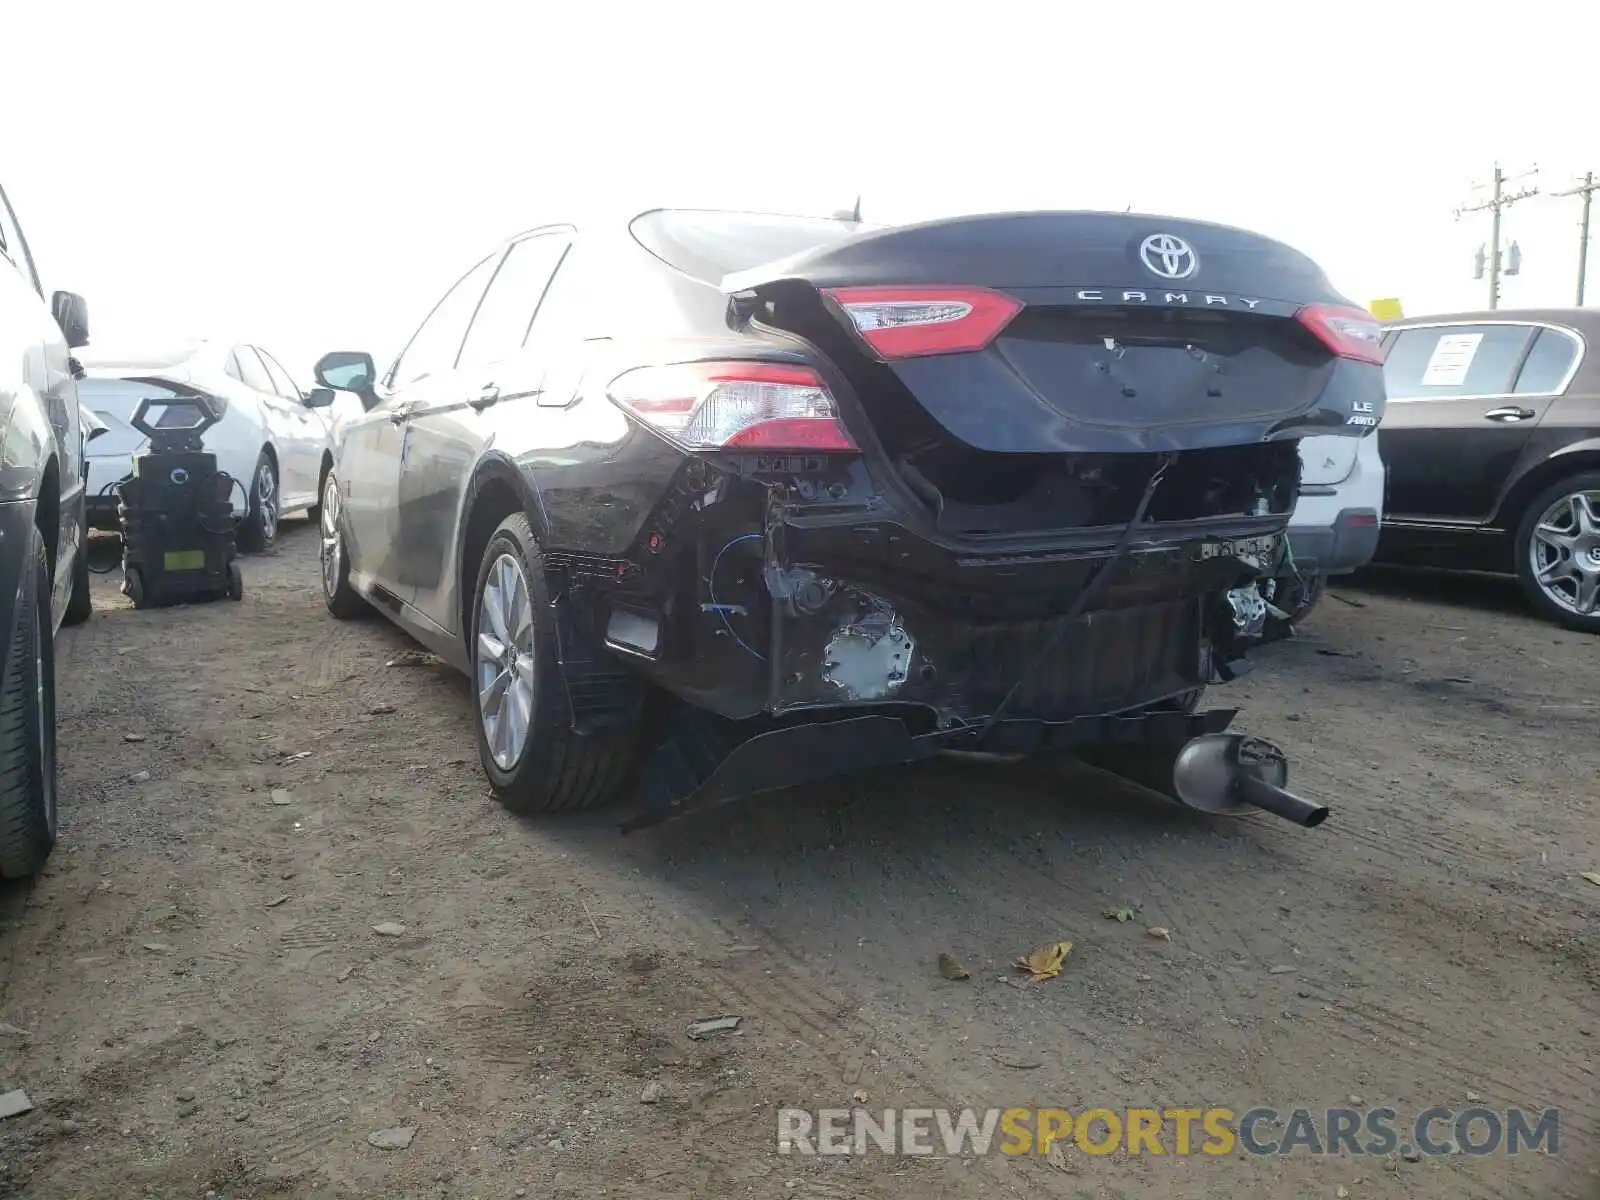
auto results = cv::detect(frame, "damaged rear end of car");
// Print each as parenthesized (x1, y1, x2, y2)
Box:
(577, 210, 1385, 830)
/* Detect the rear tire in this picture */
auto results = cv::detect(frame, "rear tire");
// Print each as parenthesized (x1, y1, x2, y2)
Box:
(62, 537, 93, 626)
(471, 512, 638, 814)
(0, 527, 59, 879)
(319, 471, 369, 619)
(238, 450, 279, 554)
(1513, 470, 1600, 634)
(307, 458, 330, 525)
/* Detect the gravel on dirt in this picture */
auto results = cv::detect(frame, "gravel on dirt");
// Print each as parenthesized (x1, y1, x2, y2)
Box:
(0, 524, 1594, 1197)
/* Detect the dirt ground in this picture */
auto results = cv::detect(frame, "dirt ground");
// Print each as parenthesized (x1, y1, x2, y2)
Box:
(0, 521, 1595, 1199)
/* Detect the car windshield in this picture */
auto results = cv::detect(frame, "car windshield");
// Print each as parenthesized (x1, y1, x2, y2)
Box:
(629, 209, 861, 286)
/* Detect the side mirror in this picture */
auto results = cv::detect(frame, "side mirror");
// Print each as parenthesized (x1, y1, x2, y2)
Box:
(304, 387, 336, 409)
(314, 350, 377, 394)
(51, 291, 90, 350)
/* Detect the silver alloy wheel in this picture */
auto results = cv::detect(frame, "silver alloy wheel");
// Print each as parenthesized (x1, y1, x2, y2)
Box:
(319, 475, 342, 597)
(475, 551, 537, 771)
(257, 460, 278, 542)
(35, 600, 54, 838)
(1529, 487, 1600, 616)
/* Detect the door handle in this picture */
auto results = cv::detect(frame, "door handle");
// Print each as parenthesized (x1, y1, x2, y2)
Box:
(1483, 406, 1536, 422)
(469, 383, 501, 412)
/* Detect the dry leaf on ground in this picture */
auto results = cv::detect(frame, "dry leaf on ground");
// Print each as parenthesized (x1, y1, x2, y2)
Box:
(1014, 941, 1073, 981)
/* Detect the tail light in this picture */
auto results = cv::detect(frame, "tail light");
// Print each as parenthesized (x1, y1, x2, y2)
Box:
(607, 361, 857, 452)
(822, 286, 1023, 360)
(1295, 304, 1385, 365)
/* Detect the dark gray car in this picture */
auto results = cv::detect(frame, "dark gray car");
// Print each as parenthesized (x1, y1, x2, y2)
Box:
(0, 179, 93, 878)
(1375, 309, 1600, 632)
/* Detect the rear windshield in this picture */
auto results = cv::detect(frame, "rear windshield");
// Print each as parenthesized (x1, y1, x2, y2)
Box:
(629, 209, 860, 285)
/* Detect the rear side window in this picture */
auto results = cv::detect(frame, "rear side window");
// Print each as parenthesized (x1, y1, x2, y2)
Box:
(231, 347, 276, 394)
(457, 232, 571, 369)
(1512, 327, 1582, 394)
(1382, 324, 1536, 399)
(256, 347, 303, 400)
(390, 253, 500, 386)
(630, 209, 860, 284)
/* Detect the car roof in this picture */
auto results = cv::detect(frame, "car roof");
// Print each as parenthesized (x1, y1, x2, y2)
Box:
(1383, 307, 1598, 331)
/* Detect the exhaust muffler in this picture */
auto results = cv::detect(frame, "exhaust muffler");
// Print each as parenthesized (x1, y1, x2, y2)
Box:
(1169, 733, 1328, 827)
(1076, 732, 1329, 828)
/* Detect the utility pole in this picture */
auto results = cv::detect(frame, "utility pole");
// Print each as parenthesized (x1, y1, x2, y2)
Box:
(1552, 172, 1600, 305)
(1455, 164, 1539, 309)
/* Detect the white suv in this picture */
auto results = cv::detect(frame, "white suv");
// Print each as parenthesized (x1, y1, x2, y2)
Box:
(1262, 429, 1385, 632)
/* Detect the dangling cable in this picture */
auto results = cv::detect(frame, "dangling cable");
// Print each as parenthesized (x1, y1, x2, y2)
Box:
(973, 451, 1177, 746)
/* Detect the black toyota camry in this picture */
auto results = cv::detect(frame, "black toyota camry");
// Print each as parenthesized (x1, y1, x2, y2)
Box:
(312, 207, 1386, 830)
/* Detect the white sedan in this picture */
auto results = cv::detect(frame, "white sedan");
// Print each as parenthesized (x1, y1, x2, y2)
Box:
(78, 340, 357, 551)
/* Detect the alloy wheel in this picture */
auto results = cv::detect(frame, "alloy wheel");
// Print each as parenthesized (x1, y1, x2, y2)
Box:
(475, 552, 537, 771)
(257, 461, 278, 543)
(320, 476, 342, 597)
(1528, 487, 1600, 617)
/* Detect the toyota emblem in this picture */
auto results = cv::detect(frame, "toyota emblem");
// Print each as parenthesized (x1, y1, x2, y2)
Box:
(1138, 233, 1199, 281)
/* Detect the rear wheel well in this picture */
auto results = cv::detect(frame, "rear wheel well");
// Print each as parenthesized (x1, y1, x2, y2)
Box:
(1496, 451, 1600, 542)
(459, 473, 527, 646)
(34, 457, 60, 572)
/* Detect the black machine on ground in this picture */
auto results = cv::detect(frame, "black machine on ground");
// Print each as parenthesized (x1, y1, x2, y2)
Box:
(117, 393, 243, 608)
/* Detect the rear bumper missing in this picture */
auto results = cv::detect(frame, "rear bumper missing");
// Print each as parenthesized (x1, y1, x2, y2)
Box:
(601, 513, 1285, 726)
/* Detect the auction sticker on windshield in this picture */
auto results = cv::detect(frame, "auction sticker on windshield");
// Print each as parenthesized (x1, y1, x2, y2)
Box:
(1421, 332, 1483, 387)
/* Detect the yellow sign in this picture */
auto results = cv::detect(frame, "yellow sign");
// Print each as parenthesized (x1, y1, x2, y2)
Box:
(1369, 297, 1404, 320)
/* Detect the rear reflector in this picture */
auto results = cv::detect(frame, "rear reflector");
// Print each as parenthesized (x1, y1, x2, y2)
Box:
(822, 286, 1023, 360)
(607, 361, 857, 452)
(1295, 304, 1384, 365)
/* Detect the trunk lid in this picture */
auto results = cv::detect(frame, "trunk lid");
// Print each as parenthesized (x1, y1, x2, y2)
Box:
(725, 211, 1365, 456)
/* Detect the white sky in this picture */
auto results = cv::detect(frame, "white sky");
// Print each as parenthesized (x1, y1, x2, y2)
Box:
(5, 0, 1597, 382)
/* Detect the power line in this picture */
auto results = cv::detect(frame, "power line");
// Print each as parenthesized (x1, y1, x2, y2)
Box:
(1454, 164, 1539, 310)
(1551, 172, 1600, 305)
